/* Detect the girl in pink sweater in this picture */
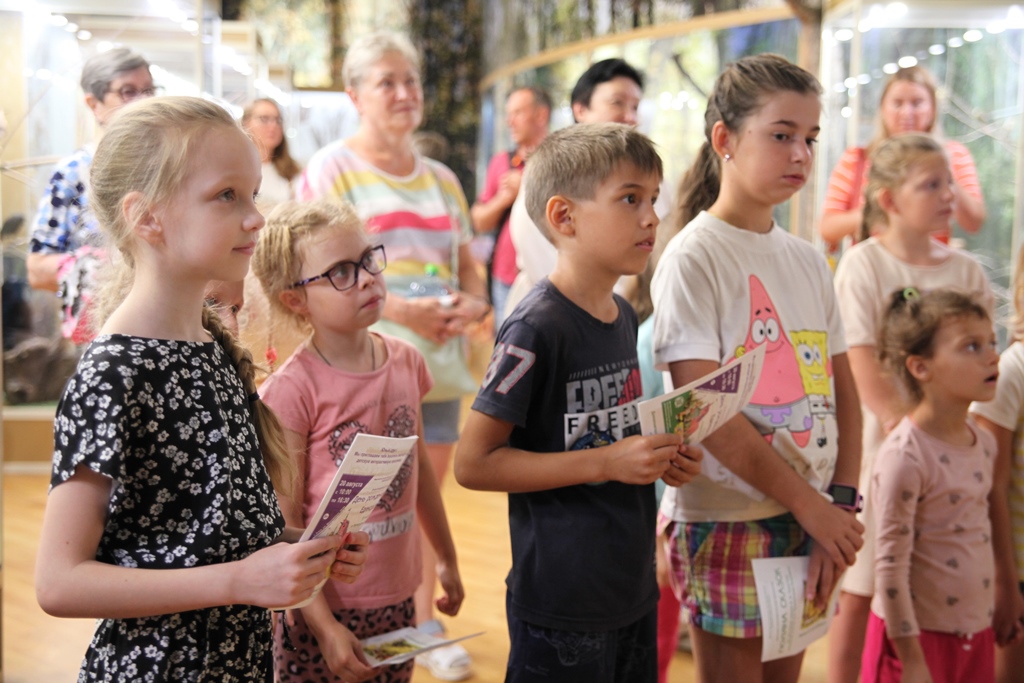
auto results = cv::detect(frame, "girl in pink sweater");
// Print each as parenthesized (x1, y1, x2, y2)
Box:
(866, 288, 1000, 683)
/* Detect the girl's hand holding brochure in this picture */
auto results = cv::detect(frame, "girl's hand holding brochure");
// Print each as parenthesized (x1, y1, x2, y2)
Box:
(234, 534, 346, 610)
(312, 618, 376, 682)
(664, 443, 704, 487)
(798, 498, 863, 609)
(270, 528, 370, 585)
(328, 530, 371, 584)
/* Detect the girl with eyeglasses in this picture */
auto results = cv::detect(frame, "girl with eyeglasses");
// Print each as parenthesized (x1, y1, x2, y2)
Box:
(251, 198, 465, 683)
(296, 33, 486, 679)
(28, 47, 158, 343)
(242, 98, 302, 209)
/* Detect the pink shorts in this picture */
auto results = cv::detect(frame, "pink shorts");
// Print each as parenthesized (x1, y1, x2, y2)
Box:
(861, 612, 994, 683)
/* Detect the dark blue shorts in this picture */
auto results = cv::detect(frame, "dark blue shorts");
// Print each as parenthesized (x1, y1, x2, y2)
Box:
(504, 593, 657, 683)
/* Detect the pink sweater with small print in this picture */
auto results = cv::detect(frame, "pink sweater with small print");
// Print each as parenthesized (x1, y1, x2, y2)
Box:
(871, 416, 996, 638)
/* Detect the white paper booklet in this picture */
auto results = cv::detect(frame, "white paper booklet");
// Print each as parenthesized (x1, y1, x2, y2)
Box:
(284, 433, 418, 610)
(752, 556, 840, 662)
(637, 343, 765, 442)
(361, 627, 483, 667)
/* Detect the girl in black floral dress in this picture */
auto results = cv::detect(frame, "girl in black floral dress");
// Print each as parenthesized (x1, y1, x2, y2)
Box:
(35, 96, 370, 683)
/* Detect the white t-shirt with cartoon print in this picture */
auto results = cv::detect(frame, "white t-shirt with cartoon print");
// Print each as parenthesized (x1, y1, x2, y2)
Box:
(651, 211, 847, 523)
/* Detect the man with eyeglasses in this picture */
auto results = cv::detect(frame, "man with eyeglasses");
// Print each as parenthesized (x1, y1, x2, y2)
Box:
(27, 47, 156, 343)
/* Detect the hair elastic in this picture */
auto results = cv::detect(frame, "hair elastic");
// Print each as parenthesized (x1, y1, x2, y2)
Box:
(902, 287, 920, 302)
(248, 391, 260, 403)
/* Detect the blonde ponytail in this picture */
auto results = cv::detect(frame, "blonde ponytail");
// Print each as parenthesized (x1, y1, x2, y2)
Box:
(202, 305, 295, 493)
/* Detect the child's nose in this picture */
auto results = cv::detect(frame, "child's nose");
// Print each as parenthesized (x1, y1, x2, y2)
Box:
(356, 265, 378, 289)
(794, 141, 813, 163)
(645, 204, 660, 228)
(246, 206, 266, 232)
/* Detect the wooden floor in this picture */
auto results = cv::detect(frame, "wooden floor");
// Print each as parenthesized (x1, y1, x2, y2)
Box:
(1, 464, 831, 682)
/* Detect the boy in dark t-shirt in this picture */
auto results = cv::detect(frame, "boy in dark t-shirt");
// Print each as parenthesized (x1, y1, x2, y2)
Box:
(454, 123, 703, 683)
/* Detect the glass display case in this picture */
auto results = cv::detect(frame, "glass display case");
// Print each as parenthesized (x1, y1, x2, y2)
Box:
(820, 0, 1024, 331)
(1, 3, 288, 410)
(476, 4, 804, 229)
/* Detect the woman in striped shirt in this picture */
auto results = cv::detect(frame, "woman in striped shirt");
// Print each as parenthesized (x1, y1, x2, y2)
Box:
(819, 66, 985, 251)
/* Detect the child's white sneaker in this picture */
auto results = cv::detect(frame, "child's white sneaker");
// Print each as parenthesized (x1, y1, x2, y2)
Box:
(415, 619, 473, 681)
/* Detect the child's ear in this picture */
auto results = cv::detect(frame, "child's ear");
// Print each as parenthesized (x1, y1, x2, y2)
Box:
(906, 354, 930, 383)
(278, 288, 309, 317)
(878, 187, 897, 214)
(710, 120, 734, 161)
(545, 195, 576, 238)
(123, 191, 164, 247)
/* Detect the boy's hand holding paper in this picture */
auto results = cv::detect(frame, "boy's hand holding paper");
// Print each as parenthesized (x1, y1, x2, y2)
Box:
(637, 343, 765, 443)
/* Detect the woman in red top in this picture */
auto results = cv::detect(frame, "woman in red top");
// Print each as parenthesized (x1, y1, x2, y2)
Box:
(819, 65, 985, 250)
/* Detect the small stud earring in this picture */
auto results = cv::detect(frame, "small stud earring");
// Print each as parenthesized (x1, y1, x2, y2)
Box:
(724, 154, 732, 162)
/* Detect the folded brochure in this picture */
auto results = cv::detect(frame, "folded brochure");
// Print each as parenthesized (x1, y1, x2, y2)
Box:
(361, 627, 483, 667)
(752, 556, 840, 661)
(637, 343, 765, 442)
(283, 433, 419, 610)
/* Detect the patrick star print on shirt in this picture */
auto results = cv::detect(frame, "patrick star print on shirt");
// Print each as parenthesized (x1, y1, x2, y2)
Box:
(734, 275, 834, 453)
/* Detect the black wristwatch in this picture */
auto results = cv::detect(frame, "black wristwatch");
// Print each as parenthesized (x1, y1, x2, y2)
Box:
(827, 484, 863, 513)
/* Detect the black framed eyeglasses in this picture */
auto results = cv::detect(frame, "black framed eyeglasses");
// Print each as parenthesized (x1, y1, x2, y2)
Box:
(290, 245, 387, 291)
(107, 85, 159, 102)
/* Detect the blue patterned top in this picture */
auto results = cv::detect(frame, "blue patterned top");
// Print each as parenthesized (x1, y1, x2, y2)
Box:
(31, 147, 100, 255)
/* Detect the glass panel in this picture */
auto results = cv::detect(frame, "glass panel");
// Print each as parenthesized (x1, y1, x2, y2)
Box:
(820, 2, 1024, 341)
(5, 7, 266, 405)
(482, 0, 793, 74)
(478, 17, 803, 229)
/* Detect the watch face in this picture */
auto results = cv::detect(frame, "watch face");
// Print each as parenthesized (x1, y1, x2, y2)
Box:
(831, 486, 857, 506)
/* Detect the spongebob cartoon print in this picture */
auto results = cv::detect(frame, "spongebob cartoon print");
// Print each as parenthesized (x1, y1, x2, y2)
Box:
(791, 330, 834, 449)
(735, 274, 814, 447)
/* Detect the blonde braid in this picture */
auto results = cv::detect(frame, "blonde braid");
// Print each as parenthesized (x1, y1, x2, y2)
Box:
(202, 306, 295, 493)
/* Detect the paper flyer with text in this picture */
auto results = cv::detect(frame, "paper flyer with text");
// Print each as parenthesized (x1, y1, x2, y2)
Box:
(752, 556, 840, 662)
(361, 627, 483, 667)
(285, 433, 417, 610)
(638, 343, 765, 442)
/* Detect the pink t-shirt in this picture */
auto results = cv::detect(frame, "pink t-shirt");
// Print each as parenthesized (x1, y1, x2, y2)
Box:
(260, 335, 433, 609)
(871, 416, 996, 638)
(478, 150, 522, 285)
